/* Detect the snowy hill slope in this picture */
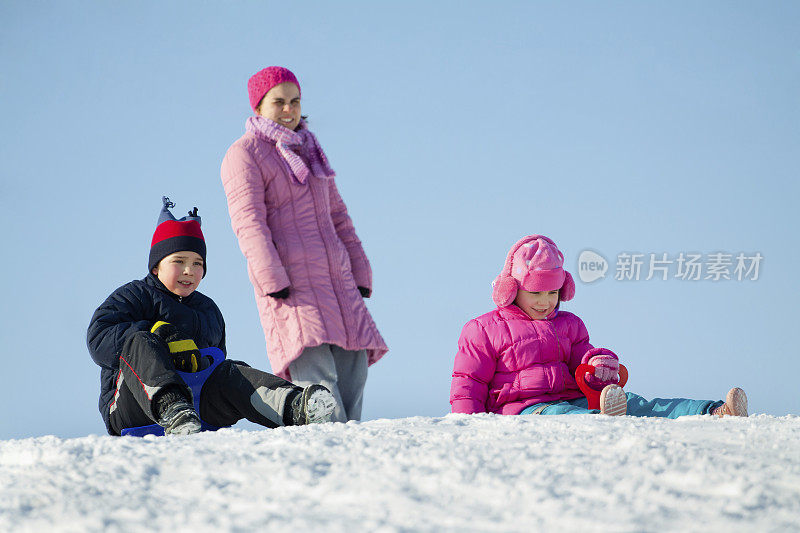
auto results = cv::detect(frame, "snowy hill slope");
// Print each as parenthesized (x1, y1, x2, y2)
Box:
(1, 414, 799, 532)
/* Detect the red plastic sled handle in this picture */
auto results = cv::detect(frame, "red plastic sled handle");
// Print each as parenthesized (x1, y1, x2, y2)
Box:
(575, 363, 628, 410)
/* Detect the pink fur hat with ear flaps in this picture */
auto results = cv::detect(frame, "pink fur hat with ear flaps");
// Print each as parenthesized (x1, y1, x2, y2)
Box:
(492, 235, 576, 307)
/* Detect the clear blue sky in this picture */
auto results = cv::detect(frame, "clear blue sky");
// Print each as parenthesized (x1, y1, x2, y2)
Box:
(2, 1, 798, 439)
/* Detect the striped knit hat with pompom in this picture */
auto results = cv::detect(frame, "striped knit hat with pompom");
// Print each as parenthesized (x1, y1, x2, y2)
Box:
(148, 196, 207, 277)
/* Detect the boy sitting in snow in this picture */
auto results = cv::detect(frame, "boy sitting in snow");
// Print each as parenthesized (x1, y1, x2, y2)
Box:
(87, 197, 336, 436)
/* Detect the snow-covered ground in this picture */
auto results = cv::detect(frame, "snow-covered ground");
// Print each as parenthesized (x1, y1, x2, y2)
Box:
(1, 414, 799, 532)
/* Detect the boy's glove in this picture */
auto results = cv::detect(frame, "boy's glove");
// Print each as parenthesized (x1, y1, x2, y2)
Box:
(585, 354, 620, 386)
(358, 286, 371, 298)
(268, 287, 290, 299)
(151, 321, 206, 373)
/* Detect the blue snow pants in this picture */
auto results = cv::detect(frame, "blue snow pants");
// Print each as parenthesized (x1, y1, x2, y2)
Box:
(519, 392, 722, 418)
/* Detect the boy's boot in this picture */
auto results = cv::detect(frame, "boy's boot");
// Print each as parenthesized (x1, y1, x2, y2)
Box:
(712, 387, 748, 417)
(599, 384, 627, 416)
(154, 387, 202, 435)
(291, 384, 336, 425)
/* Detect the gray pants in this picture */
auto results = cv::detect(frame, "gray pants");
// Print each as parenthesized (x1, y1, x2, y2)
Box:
(288, 344, 368, 423)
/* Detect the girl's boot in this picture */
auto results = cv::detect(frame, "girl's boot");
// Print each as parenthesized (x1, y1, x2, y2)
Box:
(599, 384, 627, 416)
(712, 387, 748, 417)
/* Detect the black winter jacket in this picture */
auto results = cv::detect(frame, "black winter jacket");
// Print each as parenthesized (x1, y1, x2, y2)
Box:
(87, 273, 226, 433)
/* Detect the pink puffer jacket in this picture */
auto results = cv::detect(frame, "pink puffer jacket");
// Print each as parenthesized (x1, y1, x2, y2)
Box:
(221, 130, 388, 379)
(450, 305, 607, 415)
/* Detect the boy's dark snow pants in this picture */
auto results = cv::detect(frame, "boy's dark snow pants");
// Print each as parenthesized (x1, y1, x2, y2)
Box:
(108, 331, 298, 436)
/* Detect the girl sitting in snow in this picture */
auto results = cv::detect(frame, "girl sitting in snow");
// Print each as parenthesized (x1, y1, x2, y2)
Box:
(449, 234, 748, 418)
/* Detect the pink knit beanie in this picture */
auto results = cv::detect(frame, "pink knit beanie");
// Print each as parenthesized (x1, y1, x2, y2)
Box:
(491, 235, 576, 307)
(247, 66, 301, 112)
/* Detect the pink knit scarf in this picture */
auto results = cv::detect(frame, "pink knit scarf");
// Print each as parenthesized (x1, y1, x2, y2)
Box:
(246, 116, 335, 184)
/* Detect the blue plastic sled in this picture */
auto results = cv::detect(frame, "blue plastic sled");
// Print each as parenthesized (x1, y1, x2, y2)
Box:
(121, 347, 229, 437)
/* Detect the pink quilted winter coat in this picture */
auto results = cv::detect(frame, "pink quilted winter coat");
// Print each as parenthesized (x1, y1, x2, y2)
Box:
(450, 305, 601, 415)
(221, 128, 388, 379)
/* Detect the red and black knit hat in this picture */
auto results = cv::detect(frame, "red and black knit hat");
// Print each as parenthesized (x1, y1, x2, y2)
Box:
(148, 196, 207, 277)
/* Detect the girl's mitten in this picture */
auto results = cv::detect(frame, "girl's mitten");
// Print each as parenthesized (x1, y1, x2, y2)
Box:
(585, 354, 620, 388)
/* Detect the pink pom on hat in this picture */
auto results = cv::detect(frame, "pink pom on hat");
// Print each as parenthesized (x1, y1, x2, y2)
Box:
(247, 66, 301, 112)
(491, 235, 576, 307)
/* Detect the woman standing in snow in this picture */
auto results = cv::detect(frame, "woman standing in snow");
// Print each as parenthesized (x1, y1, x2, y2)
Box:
(450, 234, 748, 418)
(221, 66, 388, 422)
